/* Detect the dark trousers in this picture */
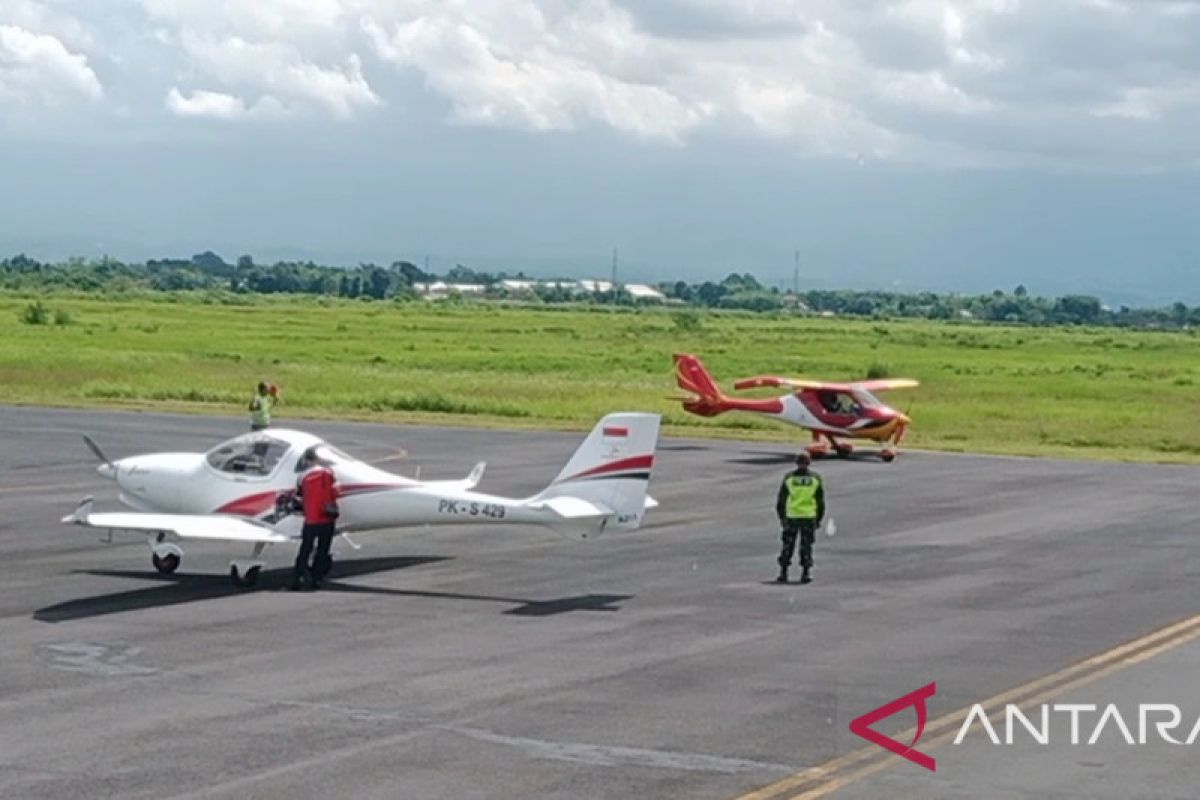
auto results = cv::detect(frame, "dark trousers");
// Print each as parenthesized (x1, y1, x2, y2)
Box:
(779, 519, 817, 570)
(294, 522, 335, 585)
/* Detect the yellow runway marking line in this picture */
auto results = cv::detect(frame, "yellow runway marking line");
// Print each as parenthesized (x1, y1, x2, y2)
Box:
(735, 612, 1200, 800)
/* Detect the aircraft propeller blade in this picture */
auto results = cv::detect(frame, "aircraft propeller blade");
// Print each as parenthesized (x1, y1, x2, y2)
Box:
(82, 434, 113, 467)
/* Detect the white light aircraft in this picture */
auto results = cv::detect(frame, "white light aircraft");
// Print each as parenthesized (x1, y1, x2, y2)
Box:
(63, 413, 660, 587)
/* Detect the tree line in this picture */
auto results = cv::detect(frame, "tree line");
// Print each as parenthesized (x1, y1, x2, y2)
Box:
(2, 251, 1196, 329)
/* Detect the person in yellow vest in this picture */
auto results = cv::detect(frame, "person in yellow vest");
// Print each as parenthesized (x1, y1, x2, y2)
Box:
(775, 451, 826, 584)
(248, 381, 278, 431)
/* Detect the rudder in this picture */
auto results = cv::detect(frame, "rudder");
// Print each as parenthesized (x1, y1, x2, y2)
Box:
(672, 353, 728, 417)
(537, 412, 660, 531)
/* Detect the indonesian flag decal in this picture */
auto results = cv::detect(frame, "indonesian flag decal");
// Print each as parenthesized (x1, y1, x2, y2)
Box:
(602, 426, 629, 439)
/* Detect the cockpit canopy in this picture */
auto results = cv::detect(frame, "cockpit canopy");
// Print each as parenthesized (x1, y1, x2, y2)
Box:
(205, 434, 293, 477)
(203, 430, 356, 478)
(809, 388, 886, 418)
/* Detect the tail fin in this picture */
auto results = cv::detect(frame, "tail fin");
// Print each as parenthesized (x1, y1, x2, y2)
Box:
(532, 412, 660, 536)
(672, 353, 729, 417)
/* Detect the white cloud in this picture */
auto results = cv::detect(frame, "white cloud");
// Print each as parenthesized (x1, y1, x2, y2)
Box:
(141, 0, 380, 119)
(177, 33, 378, 118)
(363, 8, 707, 140)
(0, 24, 102, 104)
(165, 86, 284, 119)
(0, 0, 96, 51)
(6, 0, 1200, 167)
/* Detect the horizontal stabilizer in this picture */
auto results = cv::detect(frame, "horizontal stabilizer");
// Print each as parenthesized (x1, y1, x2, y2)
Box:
(532, 495, 613, 520)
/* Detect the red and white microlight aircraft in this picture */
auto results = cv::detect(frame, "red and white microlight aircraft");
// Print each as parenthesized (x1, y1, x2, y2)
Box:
(672, 354, 917, 462)
(63, 414, 660, 587)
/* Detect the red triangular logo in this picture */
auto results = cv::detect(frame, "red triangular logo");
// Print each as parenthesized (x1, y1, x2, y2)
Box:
(848, 682, 937, 772)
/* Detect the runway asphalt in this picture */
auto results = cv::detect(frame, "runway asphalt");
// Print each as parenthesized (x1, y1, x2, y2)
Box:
(2, 405, 1200, 799)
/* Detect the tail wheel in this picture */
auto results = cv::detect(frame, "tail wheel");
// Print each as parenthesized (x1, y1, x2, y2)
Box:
(230, 564, 261, 588)
(152, 552, 180, 574)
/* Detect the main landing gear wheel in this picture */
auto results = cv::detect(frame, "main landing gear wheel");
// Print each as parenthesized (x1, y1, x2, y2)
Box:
(881, 450, 897, 463)
(152, 552, 180, 574)
(229, 564, 261, 588)
(835, 444, 854, 459)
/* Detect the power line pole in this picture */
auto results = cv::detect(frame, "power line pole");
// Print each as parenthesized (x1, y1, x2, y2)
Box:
(793, 250, 800, 294)
(611, 246, 619, 289)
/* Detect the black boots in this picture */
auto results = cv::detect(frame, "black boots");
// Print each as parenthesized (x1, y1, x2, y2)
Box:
(776, 567, 814, 584)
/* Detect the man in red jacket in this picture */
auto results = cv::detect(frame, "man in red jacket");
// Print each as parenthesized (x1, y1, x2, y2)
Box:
(290, 446, 340, 591)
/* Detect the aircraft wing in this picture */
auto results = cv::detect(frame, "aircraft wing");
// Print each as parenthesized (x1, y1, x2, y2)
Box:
(733, 376, 918, 393)
(733, 376, 854, 392)
(62, 498, 291, 543)
(855, 378, 920, 392)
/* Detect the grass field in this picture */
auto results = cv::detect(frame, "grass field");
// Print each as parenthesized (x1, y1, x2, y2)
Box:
(4, 293, 1200, 463)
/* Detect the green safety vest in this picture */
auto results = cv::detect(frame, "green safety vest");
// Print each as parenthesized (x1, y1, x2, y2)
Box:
(785, 474, 821, 519)
(250, 394, 274, 427)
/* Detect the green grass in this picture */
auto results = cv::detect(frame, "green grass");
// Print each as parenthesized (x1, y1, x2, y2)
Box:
(4, 292, 1200, 463)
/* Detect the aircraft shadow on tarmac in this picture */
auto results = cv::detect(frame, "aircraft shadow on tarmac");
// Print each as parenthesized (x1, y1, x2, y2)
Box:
(322, 583, 633, 617)
(33, 556, 633, 622)
(727, 449, 883, 466)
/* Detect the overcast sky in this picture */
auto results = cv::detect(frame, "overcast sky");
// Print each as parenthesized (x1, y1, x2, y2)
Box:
(2, 0, 1199, 302)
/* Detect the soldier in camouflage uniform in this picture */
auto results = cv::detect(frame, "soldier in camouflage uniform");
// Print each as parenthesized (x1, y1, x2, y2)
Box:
(775, 452, 825, 585)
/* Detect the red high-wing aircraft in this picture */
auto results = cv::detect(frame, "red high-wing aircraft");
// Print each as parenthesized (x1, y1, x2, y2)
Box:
(672, 354, 918, 462)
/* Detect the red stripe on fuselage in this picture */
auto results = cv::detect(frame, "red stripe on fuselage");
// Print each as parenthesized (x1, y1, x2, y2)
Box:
(557, 454, 653, 484)
(214, 490, 278, 516)
(213, 483, 408, 517)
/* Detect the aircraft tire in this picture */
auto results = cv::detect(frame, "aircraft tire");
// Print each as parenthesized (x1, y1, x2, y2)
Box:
(152, 552, 180, 574)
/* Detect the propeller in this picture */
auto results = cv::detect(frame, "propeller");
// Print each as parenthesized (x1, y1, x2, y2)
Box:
(892, 397, 916, 447)
(82, 434, 113, 467)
